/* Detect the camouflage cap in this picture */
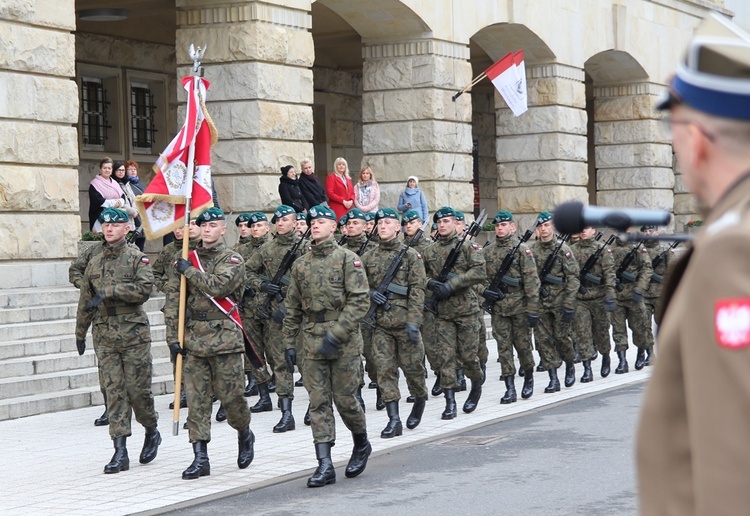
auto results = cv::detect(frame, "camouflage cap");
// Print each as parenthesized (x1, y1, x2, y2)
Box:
(196, 207, 225, 225)
(493, 210, 514, 224)
(536, 211, 553, 225)
(296, 211, 307, 221)
(307, 204, 337, 223)
(401, 209, 422, 224)
(375, 208, 399, 221)
(235, 213, 253, 226)
(271, 205, 296, 223)
(345, 208, 366, 221)
(99, 208, 129, 223)
(250, 212, 268, 224)
(364, 212, 377, 222)
(433, 206, 456, 222)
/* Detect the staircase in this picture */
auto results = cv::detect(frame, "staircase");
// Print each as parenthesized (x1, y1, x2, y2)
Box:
(0, 286, 174, 421)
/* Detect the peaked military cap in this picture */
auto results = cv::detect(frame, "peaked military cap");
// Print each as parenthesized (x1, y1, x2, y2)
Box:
(271, 205, 296, 223)
(99, 208, 129, 223)
(537, 211, 553, 225)
(345, 208, 366, 221)
(196, 207, 225, 225)
(493, 210, 514, 224)
(401, 209, 422, 224)
(433, 206, 456, 222)
(307, 204, 336, 223)
(375, 208, 399, 221)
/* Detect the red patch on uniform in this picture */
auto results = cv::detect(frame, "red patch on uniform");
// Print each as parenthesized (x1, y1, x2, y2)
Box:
(715, 299, 750, 349)
(353, 260, 362, 267)
(525, 249, 531, 255)
(141, 257, 150, 264)
(565, 252, 571, 258)
(471, 243, 479, 249)
(642, 248, 649, 253)
(416, 253, 422, 259)
(606, 249, 612, 254)
(230, 256, 240, 264)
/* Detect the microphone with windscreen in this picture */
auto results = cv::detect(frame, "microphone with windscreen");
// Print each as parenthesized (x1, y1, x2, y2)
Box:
(553, 201, 672, 234)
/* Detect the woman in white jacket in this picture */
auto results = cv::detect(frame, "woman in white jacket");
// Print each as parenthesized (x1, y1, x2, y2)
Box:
(353, 165, 380, 213)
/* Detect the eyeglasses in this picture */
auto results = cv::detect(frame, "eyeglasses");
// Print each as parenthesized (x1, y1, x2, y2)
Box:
(659, 116, 716, 142)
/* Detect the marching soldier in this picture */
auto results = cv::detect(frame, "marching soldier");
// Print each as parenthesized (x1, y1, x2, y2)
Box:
(166, 207, 256, 480)
(74, 208, 161, 474)
(282, 204, 371, 488)
(640, 224, 673, 367)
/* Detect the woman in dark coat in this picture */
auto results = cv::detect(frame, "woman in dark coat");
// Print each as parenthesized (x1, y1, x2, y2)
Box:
(298, 158, 327, 208)
(278, 165, 308, 213)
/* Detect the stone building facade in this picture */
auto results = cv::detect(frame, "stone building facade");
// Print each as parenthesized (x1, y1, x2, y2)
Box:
(0, 0, 741, 288)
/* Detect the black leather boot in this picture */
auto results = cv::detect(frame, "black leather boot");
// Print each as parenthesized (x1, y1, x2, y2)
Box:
(268, 375, 276, 393)
(381, 401, 403, 438)
(406, 396, 427, 429)
(95, 391, 109, 427)
(295, 375, 304, 387)
(592, 349, 599, 361)
(644, 346, 654, 366)
(544, 369, 560, 393)
(215, 403, 227, 422)
(581, 360, 594, 383)
(564, 361, 576, 388)
(368, 380, 378, 389)
(375, 388, 385, 411)
(307, 442, 335, 487)
(441, 388, 457, 420)
(634, 348, 646, 370)
(250, 382, 273, 413)
(139, 426, 161, 464)
(481, 363, 487, 385)
(237, 428, 255, 469)
(462, 379, 482, 413)
(169, 386, 188, 408)
(431, 372, 442, 396)
(355, 387, 366, 412)
(304, 404, 311, 426)
(615, 350, 629, 374)
(273, 398, 296, 433)
(244, 373, 258, 397)
(500, 375, 517, 404)
(345, 432, 372, 478)
(456, 368, 467, 392)
(601, 354, 611, 377)
(573, 344, 581, 364)
(104, 436, 129, 474)
(536, 360, 545, 372)
(182, 441, 210, 479)
(406, 395, 415, 403)
(518, 366, 525, 378)
(521, 371, 534, 399)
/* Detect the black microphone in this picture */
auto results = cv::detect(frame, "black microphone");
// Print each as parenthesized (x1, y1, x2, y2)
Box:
(553, 201, 671, 234)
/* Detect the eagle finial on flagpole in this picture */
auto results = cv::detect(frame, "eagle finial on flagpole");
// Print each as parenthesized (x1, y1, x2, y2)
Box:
(189, 44, 207, 74)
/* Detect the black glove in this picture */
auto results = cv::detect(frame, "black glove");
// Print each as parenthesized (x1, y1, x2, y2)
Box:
(561, 307, 575, 323)
(260, 281, 281, 296)
(428, 280, 453, 300)
(633, 290, 643, 303)
(527, 312, 539, 329)
(319, 332, 339, 358)
(405, 323, 420, 343)
(271, 305, 287, 324)
(370, 290, 387, 306)
(85, 292, 104, 310)
(76, 339, 86, 356)
(168, 342, 187, 362)
(175, 258, 191, 275)
(482, 288, 502, 303)
(284, 348, 297, 374)
(603, 298, 617, 313)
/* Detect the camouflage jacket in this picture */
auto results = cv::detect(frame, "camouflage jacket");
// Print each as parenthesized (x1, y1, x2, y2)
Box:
(422, 230, 486, 319)
(363, 235, 426, 328)
(69, 241, 139, 289)
(282, 237, 369, 359)
(342, 232, 376, 257)
(164, 243, 245, 357)
(571, 237, 616, 301)
(407, 233, 432, 255)
(611, 239, 653, 300)
(532, 239, 580, 310)
(482, 234, 540, 316)
(74, 239, 153, 347)
(246, 231, 304, 315)
(643, 241, 674, 299)
(152, 237, 201, 292)
(237, 233, 271, 311)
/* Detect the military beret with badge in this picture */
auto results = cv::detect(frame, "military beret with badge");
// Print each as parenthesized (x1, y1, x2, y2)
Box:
(401, 209, 422, 224)
(271, 205, 296, 223)
(346, 208, 366, 221)
(196, 206, 225, 225)
(493, 210, 514, 224)
(250, 212, 268, 224)
(307, 204, 337, 223)
(375, 208, 400, 221)
(537, 211, 553, 225)
(99, 208, 129, 224)
(433, 206, 456, 222)
(235, 212, 253, 226)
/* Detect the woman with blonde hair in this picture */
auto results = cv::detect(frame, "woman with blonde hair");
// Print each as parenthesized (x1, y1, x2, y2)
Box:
(298, 159, 327, 208)
(325, 157, 355, 221)
(353, 166, 380, 213)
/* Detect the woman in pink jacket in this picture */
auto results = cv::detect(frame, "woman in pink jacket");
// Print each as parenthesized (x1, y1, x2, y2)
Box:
(325, 157, 355, 221)
(353, 166, 380, 213)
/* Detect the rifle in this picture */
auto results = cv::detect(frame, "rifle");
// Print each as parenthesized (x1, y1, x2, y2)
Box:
(425, 209, 487, 313)
(337, 234, 348, 246)
(539, 234, 571, 299)
(362, 221, 430, 327)
(256, 227, 312, 319)
(615, 240, 643, 292)
(650, 241, 679, 284)
(578, 233, 617, 294)
(481, 227, 534, 314)
(126, 225, 143, 245)
(357, 226, 379, 256)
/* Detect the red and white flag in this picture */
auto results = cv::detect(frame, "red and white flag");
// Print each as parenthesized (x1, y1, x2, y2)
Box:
(485, 50, 528, 116)
(136, 76, 218, 239)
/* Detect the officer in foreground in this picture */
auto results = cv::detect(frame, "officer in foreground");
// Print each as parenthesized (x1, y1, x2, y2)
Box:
(638, 13, 750, 515)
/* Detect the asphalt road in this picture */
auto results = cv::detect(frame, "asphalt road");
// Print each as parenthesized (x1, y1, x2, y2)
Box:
(171, 383, 643, 516)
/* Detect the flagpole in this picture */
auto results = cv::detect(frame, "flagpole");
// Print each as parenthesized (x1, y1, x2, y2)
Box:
(452, 72, 487, 101)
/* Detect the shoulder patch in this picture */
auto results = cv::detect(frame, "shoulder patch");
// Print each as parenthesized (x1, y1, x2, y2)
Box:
(642, 248, 649, 253)
(141, 256, 150, 264)
(606, 249, 612, 254)
(525, 249, 532, 255)
(416, 253, 422, 259)
(471, 243, 479, 249)
(353, 260, 362, 267)
(229, 256, 240, 264)
(565, 252, 571, 258)
(715, 299, 750, 349)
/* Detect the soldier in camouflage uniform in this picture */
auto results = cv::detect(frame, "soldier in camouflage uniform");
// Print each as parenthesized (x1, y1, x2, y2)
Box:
(532, 211, 580, 393)
(294, 211, 309, 389)
(641, 225, 673, 367)
(74, 208, 160, 474)
(166, 207, 256, 480)
(481, 211, 540, 403)
(233, 212, 255, 250)
(282, 204, 372, 488)
(422, 207, 487, 419)
(610, 230, 653, 373)
(363, 208, 428, 437)
(246, 205, 306, 432)
(570, 227, 617, 380)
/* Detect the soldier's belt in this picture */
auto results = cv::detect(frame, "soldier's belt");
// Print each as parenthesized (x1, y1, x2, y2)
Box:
(501, 275, 522, 288)
(542, 274, 563, 285)
(619, 271, 637, 283)
(306, 311, 339, 323)
(386, 282, 408, 296)
(186, 310, 226, 321)
(583, 273, 602, 285)
(98, 305, 143, 317)
(651, 273, 663, 284)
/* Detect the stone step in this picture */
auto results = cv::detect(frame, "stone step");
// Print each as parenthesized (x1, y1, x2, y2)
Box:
(0, 311, 166, 342)
(0, 286, 81, 309)
(0, 296, 166, 325)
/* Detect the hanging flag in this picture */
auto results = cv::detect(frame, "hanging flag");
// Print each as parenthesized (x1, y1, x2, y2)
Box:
(136, 77, 218, 239)
(484, 50, 528, 116)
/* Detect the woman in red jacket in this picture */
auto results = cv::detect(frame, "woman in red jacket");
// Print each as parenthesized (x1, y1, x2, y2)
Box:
(325, 157, 355, 221)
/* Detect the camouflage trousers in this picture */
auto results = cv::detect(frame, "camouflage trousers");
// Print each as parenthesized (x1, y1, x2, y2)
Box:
(490, 312, 534, 377)
(422, 310, 439, 373)
(96, 342, 158, 440)
(474, 311, 488, 366)
(573, 297, 612, 359)
(535, 309, 575, 370)
(432, 316, 483, 389)
(372, 325, 428, 402)
(304, 355, 367, 444)
(643, 298, 657, 349)
(612, 299, 649, 351)
(183, 352, 250, 442)
(263, 317, 295, 399)
(361, 323, 377, 386)
(245, 315, 274, 384)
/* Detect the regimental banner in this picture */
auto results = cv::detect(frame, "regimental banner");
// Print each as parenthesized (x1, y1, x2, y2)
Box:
(485, 50, 528, 117)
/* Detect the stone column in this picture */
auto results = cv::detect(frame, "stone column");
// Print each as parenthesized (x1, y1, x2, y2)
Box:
(594, 83, 674, 219)
(175, 0, 314, 215)
(496, 63, 588, 229)
(0, 0, 79, 288)
(361, 40, 473, 215)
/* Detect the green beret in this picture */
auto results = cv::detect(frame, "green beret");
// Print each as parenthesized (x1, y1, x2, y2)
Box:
(250, 212, 267, 224)
(338, 215, 348, 227)
(401, 209, 422, 224)
(364, 212, 376, 222)
(433, 206, 456, 222)
(375, 208, 399, 221)
(296, 212, 307, 221)
(99, 208, 129, 224)
(235, 213, 253, 226)
(640, 224, 656, 232)
(493, 210, 514, 224)
(454, 210, 465, 222)
(196, 207, 225, 225)
(271, 205, 296, 223)
(431, 222, 438, 231)
(345, 208, 366, 221)
(307, 204, 337, 223)
(536, 211, 553, 225)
